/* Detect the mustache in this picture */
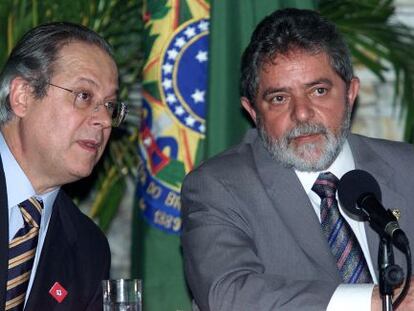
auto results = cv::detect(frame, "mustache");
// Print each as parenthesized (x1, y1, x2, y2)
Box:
(285, 122, 328, 141)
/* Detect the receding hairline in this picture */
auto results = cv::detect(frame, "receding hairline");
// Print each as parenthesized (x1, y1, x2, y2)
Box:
(46, 39, 117, 81)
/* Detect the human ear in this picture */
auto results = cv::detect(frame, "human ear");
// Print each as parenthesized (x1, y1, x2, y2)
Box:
(347, 77, 360, 110)
(241, 97, 257, 124)
(8, 77, 31, 117)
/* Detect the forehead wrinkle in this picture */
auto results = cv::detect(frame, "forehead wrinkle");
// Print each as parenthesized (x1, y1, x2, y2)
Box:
(53, 42, 118, 91)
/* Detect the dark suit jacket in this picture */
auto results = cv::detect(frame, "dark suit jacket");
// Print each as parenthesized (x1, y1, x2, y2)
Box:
(0, 156, 110, 311)
(181, 129, 414, 311)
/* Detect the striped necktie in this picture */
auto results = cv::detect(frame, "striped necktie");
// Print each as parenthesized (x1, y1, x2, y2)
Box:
(312, 172, 372, 283)
(6, 197, 43, 311)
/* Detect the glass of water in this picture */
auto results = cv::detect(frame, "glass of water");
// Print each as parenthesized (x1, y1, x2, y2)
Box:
(103, 279, 142, 311)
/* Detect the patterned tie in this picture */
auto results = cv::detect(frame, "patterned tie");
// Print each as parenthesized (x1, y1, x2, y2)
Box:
(6, 197, 43, 311)
(312, 172, 372, 283)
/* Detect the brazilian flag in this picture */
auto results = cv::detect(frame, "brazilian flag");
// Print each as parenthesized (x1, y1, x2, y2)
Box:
(133, 1, 209, 310)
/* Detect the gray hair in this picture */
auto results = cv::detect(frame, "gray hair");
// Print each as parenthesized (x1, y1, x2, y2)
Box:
(0, 21, 114, 124)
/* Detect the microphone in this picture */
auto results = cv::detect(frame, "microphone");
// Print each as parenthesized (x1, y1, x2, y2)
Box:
(337, 169, 409, 253)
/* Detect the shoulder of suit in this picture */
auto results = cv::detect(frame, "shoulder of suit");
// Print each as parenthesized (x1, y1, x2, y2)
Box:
(350, 133, 414, 165)
(188, 129, 258, 177)
(350, 133, 414, 152)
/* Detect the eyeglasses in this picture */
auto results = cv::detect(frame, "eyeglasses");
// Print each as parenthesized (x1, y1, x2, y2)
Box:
(48, 83, 127, 127)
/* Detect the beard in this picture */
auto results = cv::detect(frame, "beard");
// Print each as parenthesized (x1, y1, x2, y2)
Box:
(257, 102, 352, 172)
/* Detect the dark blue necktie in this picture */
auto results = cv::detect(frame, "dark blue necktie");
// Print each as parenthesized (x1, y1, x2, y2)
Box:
(6, 197, 43, 311)
(312, 172, 372, 283)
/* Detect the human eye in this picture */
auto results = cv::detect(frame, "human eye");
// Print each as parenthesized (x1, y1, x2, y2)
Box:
(312, 87, 328, 96)
(269, 94, 288, 105)
(74, 91, 93, 109)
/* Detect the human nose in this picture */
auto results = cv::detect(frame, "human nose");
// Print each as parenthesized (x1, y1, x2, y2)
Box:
(290, 96, 314, 122)
(91, 102, 112, 128)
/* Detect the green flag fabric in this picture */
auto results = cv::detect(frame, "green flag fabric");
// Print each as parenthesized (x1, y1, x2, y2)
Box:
(205, 0, 315, 158)
(133, 1, 209, 310)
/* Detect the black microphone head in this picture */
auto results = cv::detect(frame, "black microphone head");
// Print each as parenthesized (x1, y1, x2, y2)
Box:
(338, 169, 382, 220)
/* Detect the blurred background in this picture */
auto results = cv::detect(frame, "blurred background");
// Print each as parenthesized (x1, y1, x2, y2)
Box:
(2, 0, 414, 310)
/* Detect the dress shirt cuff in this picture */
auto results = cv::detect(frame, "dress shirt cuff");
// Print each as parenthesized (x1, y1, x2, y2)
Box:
(327, 284, 374, 311)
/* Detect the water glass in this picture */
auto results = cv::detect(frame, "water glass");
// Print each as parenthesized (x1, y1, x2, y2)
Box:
(103, 279, 142, 311)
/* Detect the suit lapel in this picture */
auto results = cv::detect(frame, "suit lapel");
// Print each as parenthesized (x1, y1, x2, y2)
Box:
(25, 191, 78, 310)
(251, 136, 340, 281)
(0, 155, 9, 309)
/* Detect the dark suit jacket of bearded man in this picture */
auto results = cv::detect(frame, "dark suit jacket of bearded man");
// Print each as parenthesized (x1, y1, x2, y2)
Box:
(0, 155, 110, 311)
(181, 128, 414, 311)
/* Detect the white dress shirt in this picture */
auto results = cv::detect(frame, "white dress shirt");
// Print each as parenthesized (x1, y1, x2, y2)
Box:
(295, 141, 376, 311)
(0, 132, 59, 304)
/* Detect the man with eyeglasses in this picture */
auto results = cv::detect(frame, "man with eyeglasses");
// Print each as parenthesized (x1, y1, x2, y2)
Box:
(0, 22, 126, 310)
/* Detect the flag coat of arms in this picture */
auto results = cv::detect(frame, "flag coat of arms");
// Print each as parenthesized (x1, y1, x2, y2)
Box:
(134, 1, 210, 310)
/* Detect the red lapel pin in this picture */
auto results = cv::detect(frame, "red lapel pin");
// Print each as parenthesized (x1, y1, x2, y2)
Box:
(49, 282, 68, 303)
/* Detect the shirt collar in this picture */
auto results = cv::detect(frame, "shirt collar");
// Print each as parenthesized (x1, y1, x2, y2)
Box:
(0, 131, 59, 216)
(36, 190, 59, 225)
(295, 140, 355, 195)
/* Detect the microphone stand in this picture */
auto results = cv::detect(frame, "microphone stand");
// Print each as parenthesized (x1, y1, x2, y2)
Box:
(378, 237, 404, 311)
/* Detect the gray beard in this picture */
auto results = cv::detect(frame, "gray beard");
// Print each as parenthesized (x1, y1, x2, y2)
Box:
(257, 104, 351, 172)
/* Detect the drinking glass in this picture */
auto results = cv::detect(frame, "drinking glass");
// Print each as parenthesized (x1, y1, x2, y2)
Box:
(102, 279, 142, 311)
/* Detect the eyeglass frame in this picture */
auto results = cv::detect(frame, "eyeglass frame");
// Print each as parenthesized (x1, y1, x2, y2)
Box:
(47, 82, 127, 127)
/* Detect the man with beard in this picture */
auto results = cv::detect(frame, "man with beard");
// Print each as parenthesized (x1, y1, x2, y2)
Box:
(181, 8, 414, 311)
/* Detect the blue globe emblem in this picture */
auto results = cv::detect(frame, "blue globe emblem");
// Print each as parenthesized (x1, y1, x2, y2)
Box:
(160, 18, 209, 135)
